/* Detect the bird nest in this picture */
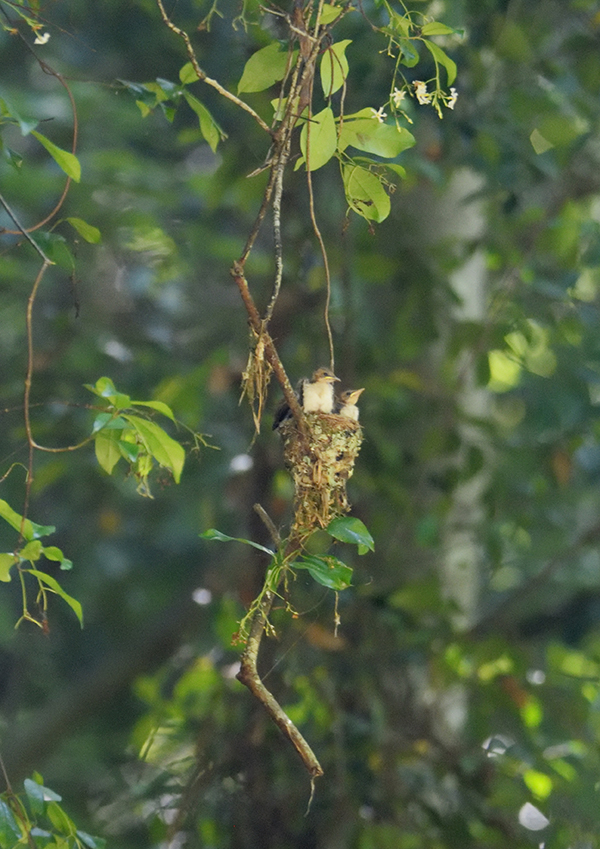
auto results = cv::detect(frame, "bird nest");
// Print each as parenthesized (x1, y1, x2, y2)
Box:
(277, 412, 363, 533)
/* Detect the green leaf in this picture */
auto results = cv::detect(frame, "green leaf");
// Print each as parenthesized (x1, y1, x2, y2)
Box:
(183, 91, 226, 152)
(295, 554, 353, 590)
(398, 38, 420, 67)
(320, 39, 351, 98)
(24, 777, 61, 817)
(76, 830, 106, 849)
(123, 415, 185, 483)
(86, 377, 131, 409)
(26, 569, 83, 627)
(0, 799, 21, 845)
(327, 516, 375, 552)
(424, 40, 457, 85)
(340, 119, 415, 158)
(319, 4, 343, 24)
(342, 163, 391, 222)
(0, 499, 55, 541)
(200, 528, 274, 556)
(300, 107, 337, 171)
(43, 546, 73, 571)
(91, 412, 126, 434)
(20, 540, 42, 562)
(0, 553, 16, 582)
(94, 429, 122, 475)
(386, 162, 407, 179)
(238, 42, 291, 94)
(31, 131, 81, 181)
(46, 801, 76, 836)
(179, 62, 200, 84)
(131, 399, 176, 422)
(421, 21, 456, 36)
(66, 217, 101, 244)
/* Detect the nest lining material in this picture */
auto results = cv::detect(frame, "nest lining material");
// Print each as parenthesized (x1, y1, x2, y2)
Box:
(278, 411, 363, 532)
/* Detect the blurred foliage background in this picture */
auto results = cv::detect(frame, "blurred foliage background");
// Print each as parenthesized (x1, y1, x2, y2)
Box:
(3, 0, 600, 846)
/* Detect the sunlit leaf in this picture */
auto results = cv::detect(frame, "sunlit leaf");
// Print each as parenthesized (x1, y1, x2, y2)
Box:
(238, 42, 291, 93)
(300, 107, 337, 171)
(179, 62, 200, 84)
(94, 429, 122, 475)
(31, 131, 81, 181)
(421, 21, 456, 36)
(123, 415, 185, 483)
(66, 217, 101, 244)
(424, 40, 457, 85)
(320, 39, 351, 97)
(0, 499, 55, 541)
(26, 569, 83, 627)
(342, 163, 391, 222)
(0, 553, 16, 582)
(130, 399, 176, 422)
(183, 91, 226, 152)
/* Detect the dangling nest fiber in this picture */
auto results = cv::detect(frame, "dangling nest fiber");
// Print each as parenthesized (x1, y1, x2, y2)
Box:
(278, 412, 363, 533)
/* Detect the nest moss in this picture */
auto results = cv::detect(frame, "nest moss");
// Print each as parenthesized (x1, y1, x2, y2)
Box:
(278, 412, 363, 533)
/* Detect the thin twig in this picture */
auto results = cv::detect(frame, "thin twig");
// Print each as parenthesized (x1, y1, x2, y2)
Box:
(155, 0, 272, 135)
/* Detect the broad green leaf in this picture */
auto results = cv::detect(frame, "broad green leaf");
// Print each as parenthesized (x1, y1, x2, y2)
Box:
(66, 217, 101, 244)
(24, 777, 61, 816)
(31, 231, 74, 270)
(77, 830, 107, 849)
(327, 516, 375, 552)
(0, 554, 16, 582)
(421, 21, 456, 36)
(398, 38, 420, 67)
(86, 377, 130, 408)
(0, 799, 21, 844)
(179, 62, 200, 84)
(118, 439, 141, 463)
(320, 39, 351, 97)
(183, 91, 225, 152)
(424, 40, 457, 85)
(94, 429, 122, 475)
(123, 415, 185, 483)
(238, 42, 291, 94)
(342, 163, 391, 222)
(20, 540, 42, 562)
(388, 11, 410, 38)
(46, 801, 76, 836)
(0, 499, 55, 541)
(340, 119, 415, 158)
(87, 376, 117, 398)
(43, 545, 73, 571)
(31, 131, 81, 181)
(131, 399, 176, 422)
(200, 528, 274, 556)
(27, 569, 83, 627)
(386, 162, 407, 179)
(319, 4, 343, 24)
(91, 412, 126, 434)
(300, 107, 337, 171)
(295, 555, 353, 590)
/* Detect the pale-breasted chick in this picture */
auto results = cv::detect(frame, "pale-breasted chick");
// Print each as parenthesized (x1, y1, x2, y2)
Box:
(336, 388, 365, 421)
(300, 367, 340, 413)
(272, 367, 340, 429)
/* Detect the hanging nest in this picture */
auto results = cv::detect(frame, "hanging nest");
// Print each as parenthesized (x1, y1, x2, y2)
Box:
(277, 412, 363, 533)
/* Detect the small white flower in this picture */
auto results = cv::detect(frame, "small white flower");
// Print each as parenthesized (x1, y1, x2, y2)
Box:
(34, 32, 50, 45)
(413, 80, 432, 105)
(447, 87, 458, 110)
(391, 87, 406, 108)
(370, 106, 387, 123)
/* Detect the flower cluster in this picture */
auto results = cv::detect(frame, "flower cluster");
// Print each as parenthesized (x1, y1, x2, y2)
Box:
(413, 80, 458, 118)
